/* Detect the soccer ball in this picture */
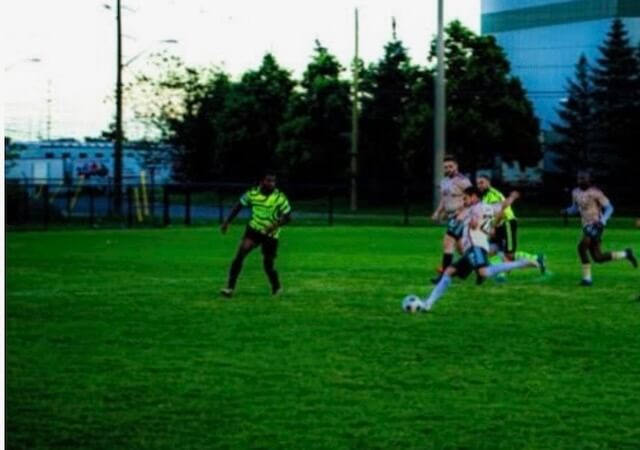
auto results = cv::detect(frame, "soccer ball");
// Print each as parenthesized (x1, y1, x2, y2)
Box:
(402, 294, 424, 313)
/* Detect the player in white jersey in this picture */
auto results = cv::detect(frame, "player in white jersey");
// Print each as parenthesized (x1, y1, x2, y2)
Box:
(430, 155, 472, 283)
(562, 171, 637, 286)
(418, 186, 541, 312)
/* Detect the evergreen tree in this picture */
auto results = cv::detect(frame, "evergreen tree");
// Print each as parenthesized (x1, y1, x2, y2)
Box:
(277, 41, 351, 183)
(431, 21, 541, 179)
(360, 32, 417, 199)
(591, 18, 639, 184)
(551, 54, 594, 175)
(219, 54, 294, 179)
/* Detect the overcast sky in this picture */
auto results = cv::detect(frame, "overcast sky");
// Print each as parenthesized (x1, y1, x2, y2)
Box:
(4, 0, 480, 141)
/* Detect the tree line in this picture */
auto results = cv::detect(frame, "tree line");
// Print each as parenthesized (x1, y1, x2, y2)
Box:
(552, 18, 640, 194)
(126, 18, 640, 199)
(125, 20, 541, 200)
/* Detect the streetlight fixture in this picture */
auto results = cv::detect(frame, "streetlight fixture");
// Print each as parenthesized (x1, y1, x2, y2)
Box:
(123, 39, 178, 67)
(5, 58, 41, 72)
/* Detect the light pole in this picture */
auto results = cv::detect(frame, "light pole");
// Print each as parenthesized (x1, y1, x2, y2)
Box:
(111, 0, 176, 214)
(114, 0, 124, 214)
(350, 8, 359, 212)
(433, 0, 446, 209)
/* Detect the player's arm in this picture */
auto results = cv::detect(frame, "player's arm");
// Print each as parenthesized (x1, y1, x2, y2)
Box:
(269, 211, 292, 231)
(265, 197, 293, 235)
(220, 202, 243, 234)
(494, 191, 520, 222)
(598, 193, 613, 225)
(562, 191, 579, 216)
(431, 197, 445, 221)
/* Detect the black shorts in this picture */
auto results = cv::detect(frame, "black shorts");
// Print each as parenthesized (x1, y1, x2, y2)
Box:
(452, 247, 489, 279)
(583, 223, 604, 242)
(492, 219, 518, 254)
(244, 226, 279, 258)
(445, 216, 464, 240)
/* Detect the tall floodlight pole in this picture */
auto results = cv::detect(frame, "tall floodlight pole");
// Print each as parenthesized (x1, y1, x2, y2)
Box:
(433, 0, 446, 209)
(114, 0, 124, 214)
(350, 8, 360, 211)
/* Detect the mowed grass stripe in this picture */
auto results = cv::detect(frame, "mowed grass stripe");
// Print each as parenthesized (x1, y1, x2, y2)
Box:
(6, 226, 640, 449)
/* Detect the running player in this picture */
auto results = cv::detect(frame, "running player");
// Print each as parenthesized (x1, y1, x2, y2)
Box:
(418, 186, 541, 312)
(562, 171, 637, 286)
(430, 155, 472, 283)
(220, 171, 292, 297)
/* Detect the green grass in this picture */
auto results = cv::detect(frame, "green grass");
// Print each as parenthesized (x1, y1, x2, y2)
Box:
(6, 225, 640, 449)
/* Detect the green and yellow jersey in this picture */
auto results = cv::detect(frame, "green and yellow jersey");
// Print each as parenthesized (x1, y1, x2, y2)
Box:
(240, 187, 292, 238)
(482, 187, 516, 225)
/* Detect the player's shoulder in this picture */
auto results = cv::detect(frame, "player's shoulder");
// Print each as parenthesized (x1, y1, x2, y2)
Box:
(456, 173, 472, 184)
(245, 186, 260, 196)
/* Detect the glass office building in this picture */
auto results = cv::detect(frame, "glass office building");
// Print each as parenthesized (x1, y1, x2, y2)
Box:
(482, 0, 640, 130)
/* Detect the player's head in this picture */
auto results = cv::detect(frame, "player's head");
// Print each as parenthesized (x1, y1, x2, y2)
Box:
(443, 155, 459, 177)
(463, 186, 481, 207)
(476, 175, 491, 193)
(577, 170, 591, 190)
(259, 169, 277, 193)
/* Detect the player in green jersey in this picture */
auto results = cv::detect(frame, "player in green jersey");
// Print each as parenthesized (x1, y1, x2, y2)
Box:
(476, 175, 545, 278)
(220, 171, 292, 298)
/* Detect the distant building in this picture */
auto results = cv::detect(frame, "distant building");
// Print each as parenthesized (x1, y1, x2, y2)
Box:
(482, 0, 640, 130)
(5, 139, 174, 185)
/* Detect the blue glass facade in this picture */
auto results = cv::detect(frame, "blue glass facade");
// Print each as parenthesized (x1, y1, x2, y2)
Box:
(481, 0, 640, 129)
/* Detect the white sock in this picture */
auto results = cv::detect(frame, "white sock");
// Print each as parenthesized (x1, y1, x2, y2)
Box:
(485, 260, 532, 277)
(424, 274, 452, 310)
(582, 264, 592, 281)
(612, 251, 626, 260)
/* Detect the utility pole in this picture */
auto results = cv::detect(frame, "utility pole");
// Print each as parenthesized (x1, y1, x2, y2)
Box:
(350, 8, 359, 212)
(433, 0, 446, 209)
(46, 79, 52, 140)
(114, 0, 124, 214)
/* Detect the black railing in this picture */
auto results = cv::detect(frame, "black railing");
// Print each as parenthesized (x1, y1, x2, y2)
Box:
(5, 179, 639, 230)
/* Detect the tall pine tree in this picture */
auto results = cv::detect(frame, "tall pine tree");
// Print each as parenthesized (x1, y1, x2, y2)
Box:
(551, 54, 594, 176)
(591, 18, 639, 186)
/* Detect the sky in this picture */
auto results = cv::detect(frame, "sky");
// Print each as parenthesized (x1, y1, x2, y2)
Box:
(3, 0, 480, 141)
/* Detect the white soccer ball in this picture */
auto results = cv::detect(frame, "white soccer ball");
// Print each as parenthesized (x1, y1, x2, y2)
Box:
(402, 294, 424, 313)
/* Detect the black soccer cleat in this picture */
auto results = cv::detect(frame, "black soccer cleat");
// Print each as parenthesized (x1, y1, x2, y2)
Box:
(626, 248, 638, 268)
(579, 279, 593, 287)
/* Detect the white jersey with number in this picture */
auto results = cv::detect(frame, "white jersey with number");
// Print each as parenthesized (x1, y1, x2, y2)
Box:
(461, 202, 502, 252)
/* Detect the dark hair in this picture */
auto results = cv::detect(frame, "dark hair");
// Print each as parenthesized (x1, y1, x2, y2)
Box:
(577, 169, 591, 179)
(477, 174, 491, 181)
(262, 169, 277, 179)
(443, 154, 457, 164)
(464, 186, 481, 197)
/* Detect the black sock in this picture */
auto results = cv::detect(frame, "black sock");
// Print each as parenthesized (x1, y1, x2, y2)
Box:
(442, 253, 453, 270)
(228, 257, 244, 289)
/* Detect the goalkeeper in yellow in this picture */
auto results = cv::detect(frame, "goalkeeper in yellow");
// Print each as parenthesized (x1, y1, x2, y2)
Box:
(220, 171, 292, 298)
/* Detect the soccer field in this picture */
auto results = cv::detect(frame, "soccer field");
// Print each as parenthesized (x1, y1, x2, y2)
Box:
(6, 225, 640, 449)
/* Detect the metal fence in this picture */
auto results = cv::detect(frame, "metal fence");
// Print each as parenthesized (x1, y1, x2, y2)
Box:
(5, 179, 639, 230)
